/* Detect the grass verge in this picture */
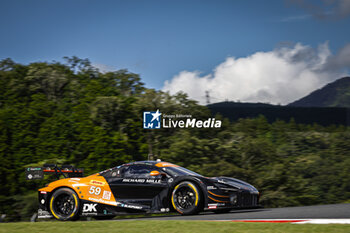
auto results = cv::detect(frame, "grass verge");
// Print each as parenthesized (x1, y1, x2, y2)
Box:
(1, 220, 350, 233)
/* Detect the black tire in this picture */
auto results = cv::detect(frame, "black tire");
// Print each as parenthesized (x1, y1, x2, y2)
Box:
(49, 188, 80, 221)
(171, 181, 203, 215)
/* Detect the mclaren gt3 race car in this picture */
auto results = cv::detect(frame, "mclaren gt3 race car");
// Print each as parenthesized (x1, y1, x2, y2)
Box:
(27, 161, 260, 220)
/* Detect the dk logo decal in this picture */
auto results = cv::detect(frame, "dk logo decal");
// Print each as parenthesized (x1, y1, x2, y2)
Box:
(83, 203, 97, 212)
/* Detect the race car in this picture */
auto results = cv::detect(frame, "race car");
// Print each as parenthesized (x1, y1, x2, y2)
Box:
(27, 160, 259, 220)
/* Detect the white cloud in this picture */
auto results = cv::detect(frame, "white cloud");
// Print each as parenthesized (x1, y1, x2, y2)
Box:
(92, 63, 115, 73)
(280, 14, 311, 22)
(162, 42, 349, 105)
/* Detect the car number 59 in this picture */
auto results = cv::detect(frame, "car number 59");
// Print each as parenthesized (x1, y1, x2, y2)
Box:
(89, 186, 101, 195)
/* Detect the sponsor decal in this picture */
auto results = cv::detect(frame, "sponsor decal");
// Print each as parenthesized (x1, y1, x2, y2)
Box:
(146, 179, 161, 183)
(28, 167, 41, 171)
(143, 110, 162, 129)
(207, 186, 217, 190)
(82, 203, 98, 215)
(72, 183, 88, 188)
(88, 197, 119, 206)
(119, 204, 143, 210)
(122, 178, 161, 183)
(208, 203, 225, 208)
(83, 203, 97, 212)
(90, 180, 106, 186)
(208, 202, 227, 208)
(123, 178, 145, 183)
(208, 202, 226, 207)
(25, 167, 44, 180)
(37, 209, 53, 219)
(40, 191, 47, 194)
(103, 209, 113, 215)
(69, 178, 81, 182)
(102, 190, 111, 200)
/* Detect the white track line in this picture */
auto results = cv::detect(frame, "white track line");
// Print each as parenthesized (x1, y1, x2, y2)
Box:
(212, 219, 350, 224)
(294, 219, 350, 224)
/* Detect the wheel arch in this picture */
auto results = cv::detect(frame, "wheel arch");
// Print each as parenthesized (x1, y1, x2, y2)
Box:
(168, 177, 207, 212)
(46, 186, 78, 205)
(47, 186, 81, 217)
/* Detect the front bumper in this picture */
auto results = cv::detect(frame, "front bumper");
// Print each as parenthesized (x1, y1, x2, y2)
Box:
(207, 189, 259, 209)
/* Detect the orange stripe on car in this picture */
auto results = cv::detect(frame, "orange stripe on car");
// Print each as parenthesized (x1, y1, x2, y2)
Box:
(208, 191, 229, 198)
(208, 196, 230, 203)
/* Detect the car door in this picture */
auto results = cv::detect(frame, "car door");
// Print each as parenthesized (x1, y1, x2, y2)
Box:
(106, 164, 169, 206)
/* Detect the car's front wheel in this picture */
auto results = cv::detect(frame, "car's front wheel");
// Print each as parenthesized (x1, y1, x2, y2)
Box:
(49, 188, 80, 221)
(171, 181, 202, 215)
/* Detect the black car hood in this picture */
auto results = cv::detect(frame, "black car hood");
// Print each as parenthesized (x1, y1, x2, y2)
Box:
(210, 176, 259, 193)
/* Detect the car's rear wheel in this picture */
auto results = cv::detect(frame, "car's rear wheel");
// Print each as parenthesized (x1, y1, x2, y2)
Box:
(171, 181, 202, 215)
(49, 188, 80, 221)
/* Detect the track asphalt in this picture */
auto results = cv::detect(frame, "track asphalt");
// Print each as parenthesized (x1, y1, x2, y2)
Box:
(120, 203, 350, 221)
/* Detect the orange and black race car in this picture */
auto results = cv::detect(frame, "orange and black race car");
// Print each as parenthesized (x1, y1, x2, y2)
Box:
(26, 160, 259, 220)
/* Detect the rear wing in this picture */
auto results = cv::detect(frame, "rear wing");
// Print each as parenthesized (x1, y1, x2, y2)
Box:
(25, 164, 84, 180)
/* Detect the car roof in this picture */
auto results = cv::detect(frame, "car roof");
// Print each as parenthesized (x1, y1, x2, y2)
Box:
(126, 161, 179, 168)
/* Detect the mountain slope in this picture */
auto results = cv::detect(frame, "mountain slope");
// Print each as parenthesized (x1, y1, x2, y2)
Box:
(208, 101, 349, 126)
(289, 77, 350, 107)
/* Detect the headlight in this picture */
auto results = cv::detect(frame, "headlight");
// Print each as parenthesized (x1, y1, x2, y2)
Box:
(230, 194, 238, 204)
(214, 182, 229, 189)
(214, 182, 239, 191)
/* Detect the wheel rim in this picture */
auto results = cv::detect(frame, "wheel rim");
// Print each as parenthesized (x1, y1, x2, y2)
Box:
(173, 186, 196, 210)
(53, 193, 75, 217)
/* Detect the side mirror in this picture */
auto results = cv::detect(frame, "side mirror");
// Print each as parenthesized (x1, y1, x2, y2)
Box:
(150, 170, 160, 176)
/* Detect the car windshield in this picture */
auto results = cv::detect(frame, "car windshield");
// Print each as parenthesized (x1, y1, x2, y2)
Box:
(162, 166, 203, 177)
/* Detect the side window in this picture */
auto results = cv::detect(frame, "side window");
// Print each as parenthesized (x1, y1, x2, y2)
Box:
(100, 166, 123, 179)
(123, 165, 156, 178)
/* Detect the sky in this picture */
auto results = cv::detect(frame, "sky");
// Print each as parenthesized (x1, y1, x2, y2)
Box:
(1, 0, 350, 104)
